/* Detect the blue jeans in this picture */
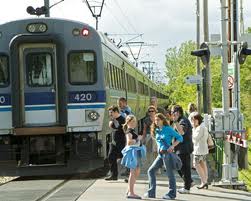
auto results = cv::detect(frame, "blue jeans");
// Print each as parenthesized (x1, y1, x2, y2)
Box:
(147, 154, 176, 199)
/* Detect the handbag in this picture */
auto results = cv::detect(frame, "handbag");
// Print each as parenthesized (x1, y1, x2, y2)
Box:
(207, 133, 216, 153)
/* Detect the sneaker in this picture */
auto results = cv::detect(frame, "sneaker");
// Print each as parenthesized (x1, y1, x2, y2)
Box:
(162, 194, 175, 200)
(104, 176, 118, 181)
(143, 193, 155, 198)
(121, 170, 130, 177)
(177, 188, 190, 194)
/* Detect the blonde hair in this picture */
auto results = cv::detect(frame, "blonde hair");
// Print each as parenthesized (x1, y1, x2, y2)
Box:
(123, 115, 136, 132)
(150, 113, 169, 138)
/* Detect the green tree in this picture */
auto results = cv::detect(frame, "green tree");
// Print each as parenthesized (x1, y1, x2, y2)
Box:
(165, 41, 222, 110)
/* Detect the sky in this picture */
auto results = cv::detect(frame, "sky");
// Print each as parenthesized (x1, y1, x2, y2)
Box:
(0, 0, 251, 82)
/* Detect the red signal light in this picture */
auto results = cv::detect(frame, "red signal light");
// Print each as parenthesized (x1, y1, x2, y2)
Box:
(82, 28, 89, 36)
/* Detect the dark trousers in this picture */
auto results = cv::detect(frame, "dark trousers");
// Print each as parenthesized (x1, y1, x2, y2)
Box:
(178, 153, 193, 190)
(108, 144, 123, 178)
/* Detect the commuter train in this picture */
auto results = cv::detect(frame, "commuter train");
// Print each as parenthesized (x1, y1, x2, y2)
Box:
(0, 17, 167, 176)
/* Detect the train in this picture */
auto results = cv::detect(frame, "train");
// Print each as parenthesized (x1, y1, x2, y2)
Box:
(0, 17, 168, 176)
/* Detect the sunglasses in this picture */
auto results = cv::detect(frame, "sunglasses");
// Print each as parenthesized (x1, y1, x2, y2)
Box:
(148, 110, 155, 113)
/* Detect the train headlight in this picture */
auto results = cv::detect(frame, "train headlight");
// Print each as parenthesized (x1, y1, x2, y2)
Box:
(27, 23, 47, 33)
(86, 110, 100, 121)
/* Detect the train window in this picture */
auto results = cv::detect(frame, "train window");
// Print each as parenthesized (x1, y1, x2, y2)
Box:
(114, 67, 119, 89)
(26, 53, 53, 87)
(0, 55, 9, 87)
(109, 63, 114, 88)
(68, 52, 97, 85)
(105, 63, 109, 87)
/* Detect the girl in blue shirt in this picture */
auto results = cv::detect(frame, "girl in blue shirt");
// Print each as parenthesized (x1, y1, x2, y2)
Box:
(145, 113, 183, 200)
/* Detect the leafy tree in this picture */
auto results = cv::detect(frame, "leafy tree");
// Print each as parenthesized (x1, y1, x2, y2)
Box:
(164, 41, 222, 111)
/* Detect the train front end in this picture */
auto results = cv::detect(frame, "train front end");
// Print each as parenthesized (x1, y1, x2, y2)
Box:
(0, 18, 106, 176)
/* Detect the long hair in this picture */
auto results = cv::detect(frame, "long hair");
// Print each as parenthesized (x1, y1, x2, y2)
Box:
(150, 113, 169, 138)
(123, 115, 136, 132)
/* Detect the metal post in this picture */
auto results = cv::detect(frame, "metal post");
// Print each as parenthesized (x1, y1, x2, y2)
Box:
(196, 0, 201, 113)
(44, 0, 50, 17)
(203, 0, 212, 114)
(220, 0, 231, 181)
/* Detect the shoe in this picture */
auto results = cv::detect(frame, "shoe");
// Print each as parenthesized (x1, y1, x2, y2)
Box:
(121, 170, 130, 177)
(126, 195, 141, 199)
(144, 193, 155, 198)
(197, 183, 208, 189)
(177, 188, 190, 194)
(124, 178, 128, 183)
(104, 176, 117, 181)
(162, 194, 175, 200)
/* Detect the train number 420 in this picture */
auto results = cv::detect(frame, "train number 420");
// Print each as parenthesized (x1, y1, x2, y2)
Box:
(74, 93, 93, 102)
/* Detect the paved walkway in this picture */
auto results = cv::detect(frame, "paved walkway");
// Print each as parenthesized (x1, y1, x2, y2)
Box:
(77, 173, 251, 201)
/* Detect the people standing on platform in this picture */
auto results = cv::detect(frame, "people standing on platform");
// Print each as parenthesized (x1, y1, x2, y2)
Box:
(171, 105, 194, 194)
(164, 106, 172, 124)
(142, 105, 157, 143)
(141, 106, 158, 173)
(191, 112, 209, 189)
(186, 103, 198, 170)
(149, 96, 165, 115)
(121, 115, 144, 199)
(145, 113, 183, 200)
(105, 105, 126, 181)
(118, 97, 132, 118)
(117, 97, 132, 179)
(187, 103, 197, 123)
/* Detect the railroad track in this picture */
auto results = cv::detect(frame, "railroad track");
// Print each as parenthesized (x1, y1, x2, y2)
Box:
(0, 174, 97, 201)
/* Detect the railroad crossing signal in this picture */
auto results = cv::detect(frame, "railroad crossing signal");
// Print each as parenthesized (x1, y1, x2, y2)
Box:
(238, 42, 251, 64)
(191, 42, 210, 65)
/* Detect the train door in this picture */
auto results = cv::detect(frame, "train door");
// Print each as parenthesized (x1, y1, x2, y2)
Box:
(19, 43, 58, 126)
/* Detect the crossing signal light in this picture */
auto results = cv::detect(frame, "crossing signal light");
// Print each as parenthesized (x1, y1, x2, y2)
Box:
(191, 42, 210, 65)
(238, 42, 251, 64)
(26, 6, 48, 16)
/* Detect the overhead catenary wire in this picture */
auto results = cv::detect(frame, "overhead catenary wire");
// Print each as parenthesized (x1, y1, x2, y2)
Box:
(104, 3, 130, 33)
(113, 0, 138, 34)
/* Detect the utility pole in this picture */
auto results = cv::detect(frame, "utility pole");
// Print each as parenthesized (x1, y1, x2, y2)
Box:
(141, 61, 156, 80)
(196, 0, 201, 113)
(203, 0, 212, 114)
(221, 0, 231, 182)
(126, 42, 157, 67)
(44, 0, 50, 17)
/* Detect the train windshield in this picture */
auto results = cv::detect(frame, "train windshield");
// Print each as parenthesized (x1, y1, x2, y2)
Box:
(0, 55, 9, 86)
(26, 53, 53, 87)
(68, 52, 96, 85)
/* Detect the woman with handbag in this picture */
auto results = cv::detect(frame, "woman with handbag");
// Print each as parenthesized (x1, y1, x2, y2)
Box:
(191, 112, 209, 189)
(145, 113, 183, 200)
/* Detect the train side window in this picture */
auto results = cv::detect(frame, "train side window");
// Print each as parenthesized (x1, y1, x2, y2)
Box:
(26, 53, 53, 87)
(68, 52, 97, 85)
(109, 64, 114, 89)
(0, 55, 9, 87)
(132, 77, 136, 93)
(105, 63, 110, 87)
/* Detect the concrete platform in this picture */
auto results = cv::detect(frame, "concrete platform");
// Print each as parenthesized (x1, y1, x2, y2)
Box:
(77, 174, 251, 201)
